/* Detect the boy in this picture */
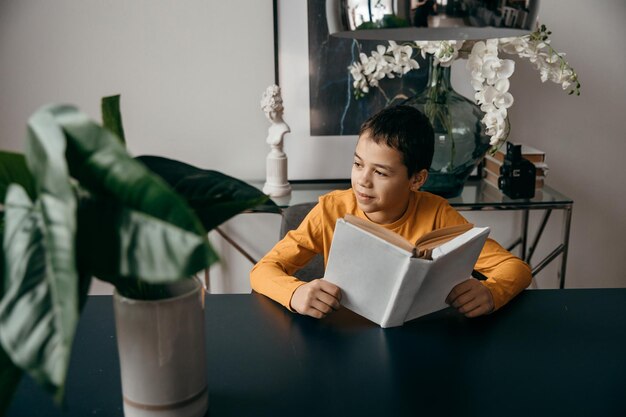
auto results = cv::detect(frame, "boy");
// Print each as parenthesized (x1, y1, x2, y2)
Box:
(251, 105, 531, 319)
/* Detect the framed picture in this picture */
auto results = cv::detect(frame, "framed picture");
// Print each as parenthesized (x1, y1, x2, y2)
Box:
(277, 0, 427, 180)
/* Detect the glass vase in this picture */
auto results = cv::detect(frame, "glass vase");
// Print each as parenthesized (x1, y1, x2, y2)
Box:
(403, 56, 490, 198)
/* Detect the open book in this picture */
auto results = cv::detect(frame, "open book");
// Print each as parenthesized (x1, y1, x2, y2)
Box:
(323, 215, 490, 328)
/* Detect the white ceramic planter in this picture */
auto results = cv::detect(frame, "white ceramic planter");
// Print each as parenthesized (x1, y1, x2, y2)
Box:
(113, 278, 208, 417)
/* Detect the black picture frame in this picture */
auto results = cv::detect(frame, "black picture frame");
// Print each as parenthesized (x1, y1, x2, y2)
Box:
(275, 0, 428, 180)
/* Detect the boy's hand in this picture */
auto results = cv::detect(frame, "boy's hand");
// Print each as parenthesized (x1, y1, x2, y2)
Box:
(290, 279, 342, 319)
(446, 278, 494, 318)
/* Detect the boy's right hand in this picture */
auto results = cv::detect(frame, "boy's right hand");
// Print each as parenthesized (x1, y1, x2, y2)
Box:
(290, 279, 342, 319)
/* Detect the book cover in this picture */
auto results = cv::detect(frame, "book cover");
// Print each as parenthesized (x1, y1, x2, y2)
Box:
(323, 216, 490, 328)
(484, 154, 549, 177)
(493, 142, 546, 164)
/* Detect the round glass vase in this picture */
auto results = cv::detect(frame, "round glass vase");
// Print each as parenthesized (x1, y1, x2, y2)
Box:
(403, 56, 490, 198)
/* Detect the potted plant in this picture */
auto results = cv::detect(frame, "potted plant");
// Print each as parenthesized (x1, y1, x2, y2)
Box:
(0, 96, 276, 416)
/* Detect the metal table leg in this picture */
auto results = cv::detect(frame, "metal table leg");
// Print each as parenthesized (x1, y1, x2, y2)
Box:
(559, 205, 573, 289)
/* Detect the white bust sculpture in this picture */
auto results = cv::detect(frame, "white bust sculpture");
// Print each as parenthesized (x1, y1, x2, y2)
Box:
(261, 85, 291, 197)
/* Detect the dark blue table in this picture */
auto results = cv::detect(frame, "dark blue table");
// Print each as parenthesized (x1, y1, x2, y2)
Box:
(7, 289, 626, 417)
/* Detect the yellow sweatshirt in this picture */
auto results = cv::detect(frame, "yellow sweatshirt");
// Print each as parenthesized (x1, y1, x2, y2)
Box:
(250, 189, 531, 312)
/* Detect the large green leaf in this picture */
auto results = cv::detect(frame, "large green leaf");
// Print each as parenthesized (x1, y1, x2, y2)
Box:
(13, 108, 81, 402)
(0, 151, 36, 203)
(51, 105, 207, 237)
(0, 184, 76, 403)
(136, 155, 279, 231)
(75, 198, 216, 288)
(47, 104, 216, 284)
(100, 95, 126, 145)
(0, 208, 22, 417)
(0, 211, 4, 299)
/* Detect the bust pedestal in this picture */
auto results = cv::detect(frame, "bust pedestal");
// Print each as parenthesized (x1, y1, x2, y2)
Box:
(263, 149, 291, 197)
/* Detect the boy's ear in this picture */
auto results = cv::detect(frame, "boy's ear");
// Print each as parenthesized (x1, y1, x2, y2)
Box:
(410, 169, 429, 191)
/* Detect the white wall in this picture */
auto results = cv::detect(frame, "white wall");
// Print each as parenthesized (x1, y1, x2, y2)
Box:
(0, 0, 274, 180)
(507, 0, 626, 288)
(2, 1, 625, 291)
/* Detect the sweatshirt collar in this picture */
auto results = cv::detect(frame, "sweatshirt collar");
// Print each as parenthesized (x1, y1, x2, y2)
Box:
(355, 191, 421, 230)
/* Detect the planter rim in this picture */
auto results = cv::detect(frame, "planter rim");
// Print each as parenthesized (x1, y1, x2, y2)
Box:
(113, 277, 203, 305)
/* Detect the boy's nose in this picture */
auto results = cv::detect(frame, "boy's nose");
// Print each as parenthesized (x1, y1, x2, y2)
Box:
(357, 170, 372, 187)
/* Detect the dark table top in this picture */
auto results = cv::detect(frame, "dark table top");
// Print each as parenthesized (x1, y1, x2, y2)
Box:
(7, 289, 626, 417)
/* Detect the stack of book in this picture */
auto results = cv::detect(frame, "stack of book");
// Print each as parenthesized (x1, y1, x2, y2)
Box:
(482, 143, 548, 190)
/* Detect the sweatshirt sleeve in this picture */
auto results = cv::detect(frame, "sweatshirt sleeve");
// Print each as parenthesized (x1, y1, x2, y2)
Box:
(436, 202, 532, 310)
(250, 203, 325, 311)
(474, 240, 532, 311)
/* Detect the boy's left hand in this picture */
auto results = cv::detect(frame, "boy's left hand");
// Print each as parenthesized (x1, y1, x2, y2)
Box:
(446, 278, 494, 318)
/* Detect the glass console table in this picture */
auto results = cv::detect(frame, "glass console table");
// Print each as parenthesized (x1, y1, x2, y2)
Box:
(239, 180, 573, 288)
(448, 181, 572, 288)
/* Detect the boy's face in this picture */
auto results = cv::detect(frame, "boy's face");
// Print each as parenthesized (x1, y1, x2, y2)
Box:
(351, 133, 427, 224)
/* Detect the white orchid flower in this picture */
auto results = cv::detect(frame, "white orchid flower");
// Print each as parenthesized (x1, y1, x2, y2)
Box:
(481, 56, 515, 85)
(466, 53, 484, 74)
(348, 26, 579, 149)
(470, 78, 485, 92)
(494, 78, 510, 93)
(359, 53, 376, 75)
(470, 41, 487, 58)
(499, 37, 528, 55)
(415, 41, 439, 58)
(480, 55, 500, 84)
(470, 40, 498, 59)
(481, 107, 509, 145)
(386, 40, 400, 53)
(348, 62, 362, 79)
(497, 59, 515, 79)
(494, 92, 514, 110)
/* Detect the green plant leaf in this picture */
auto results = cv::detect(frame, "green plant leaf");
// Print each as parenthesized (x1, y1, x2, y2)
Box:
(136, 155, 280, 231)
(75, 198, 217, 288)
(101, 95, 125, 145)
(51, 105, 207, 237)
(0, 210, 4, 300)
(48, 104, 217, 283)
(0, 207, 22, 417)
(0, 184, 77, 404)
(0, 151, 36, 203)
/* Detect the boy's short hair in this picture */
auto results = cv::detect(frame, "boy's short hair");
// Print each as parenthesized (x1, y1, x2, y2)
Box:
(358, 105, 434, 177)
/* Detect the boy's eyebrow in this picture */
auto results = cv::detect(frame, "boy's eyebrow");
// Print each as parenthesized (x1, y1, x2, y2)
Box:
(353, 152, 394, 172)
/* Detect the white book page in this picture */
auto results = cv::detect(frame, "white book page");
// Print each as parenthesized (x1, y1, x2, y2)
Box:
(324, 219, 411, 325)
(405, 227, 490, 321)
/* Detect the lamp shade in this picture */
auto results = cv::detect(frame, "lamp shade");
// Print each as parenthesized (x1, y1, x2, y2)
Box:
(327, 0, 540, 41)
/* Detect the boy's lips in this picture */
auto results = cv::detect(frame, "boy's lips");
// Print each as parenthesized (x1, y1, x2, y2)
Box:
(355, 191, 375, 202)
